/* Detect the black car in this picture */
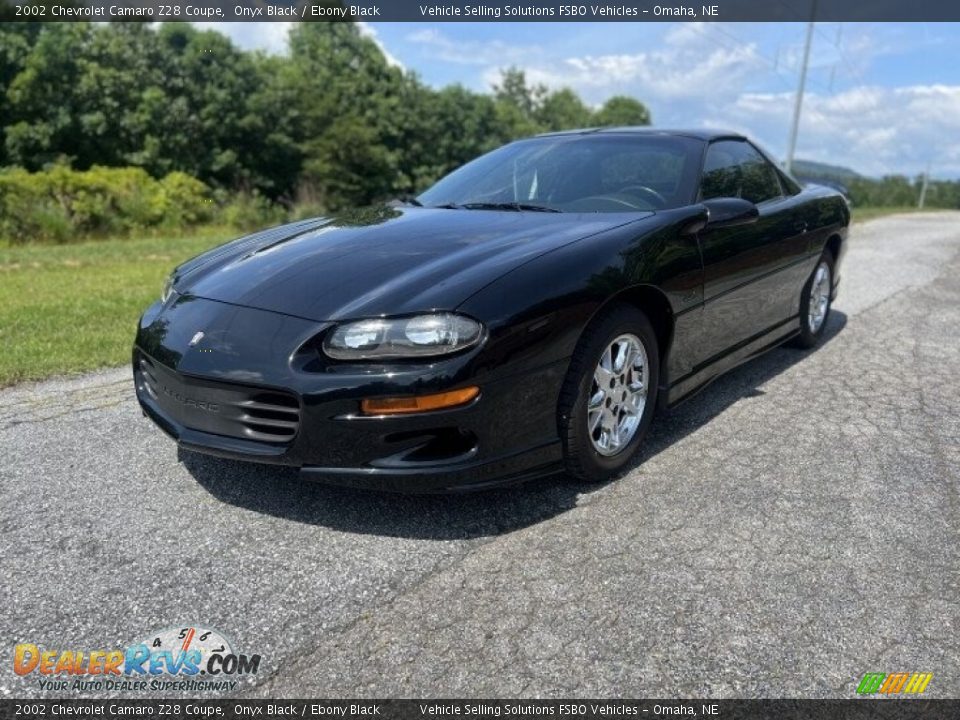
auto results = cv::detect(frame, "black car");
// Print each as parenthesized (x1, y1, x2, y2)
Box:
(134, 128, 849, 492)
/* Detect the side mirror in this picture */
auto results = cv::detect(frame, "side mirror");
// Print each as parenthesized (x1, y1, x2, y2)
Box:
(702, 198, 759, 230)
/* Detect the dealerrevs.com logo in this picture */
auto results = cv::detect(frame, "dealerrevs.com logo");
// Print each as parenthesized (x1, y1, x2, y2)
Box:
(14, 626, 262, 693)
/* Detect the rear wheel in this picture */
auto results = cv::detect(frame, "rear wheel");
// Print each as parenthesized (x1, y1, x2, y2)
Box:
(793, 254, 834, 349)
(559, 305, 659, 482)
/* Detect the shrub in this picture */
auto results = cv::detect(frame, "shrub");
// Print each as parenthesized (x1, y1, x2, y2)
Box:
(0, 165, 217, 244)
(287, 182, 329, 222)
(218, 192, 288, 231)
(158, 172, 216, 228)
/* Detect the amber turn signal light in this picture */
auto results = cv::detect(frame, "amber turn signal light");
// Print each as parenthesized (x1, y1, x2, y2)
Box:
(361, 386, 480, 415)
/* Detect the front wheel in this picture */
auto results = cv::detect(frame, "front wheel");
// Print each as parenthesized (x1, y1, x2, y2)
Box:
(559, 305, 660, 483)
(793, 254, 834, 349)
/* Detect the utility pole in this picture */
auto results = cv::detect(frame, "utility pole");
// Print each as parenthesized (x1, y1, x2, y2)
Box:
(785, 0, 818, 175)
(918, 162, 931, 209)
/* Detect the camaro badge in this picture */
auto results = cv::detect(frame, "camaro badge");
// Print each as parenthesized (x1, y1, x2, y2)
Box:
(189, 331, 205, 347)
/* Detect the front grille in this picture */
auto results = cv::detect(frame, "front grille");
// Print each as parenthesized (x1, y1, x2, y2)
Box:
(138, 355, 160, 401)
(233, 393, 300, 442)
(137, 354, 300, 444)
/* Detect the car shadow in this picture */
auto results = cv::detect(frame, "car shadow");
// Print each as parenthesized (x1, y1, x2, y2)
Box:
(621, 310, 848, 481)
(183, 311, 847, 540)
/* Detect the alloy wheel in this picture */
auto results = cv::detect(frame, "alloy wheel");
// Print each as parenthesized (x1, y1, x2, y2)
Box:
(587, 333, 649, 456)
(808, 261, 831, 333)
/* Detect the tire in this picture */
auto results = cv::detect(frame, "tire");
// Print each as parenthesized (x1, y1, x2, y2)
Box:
(792, 253, 834, 349)
(559, 304, 660, 483)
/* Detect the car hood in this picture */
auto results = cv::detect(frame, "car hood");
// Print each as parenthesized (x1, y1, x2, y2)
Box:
(174, 205, 652, 322)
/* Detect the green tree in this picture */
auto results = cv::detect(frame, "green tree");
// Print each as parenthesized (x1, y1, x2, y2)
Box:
(0, 24, 42, 167)
(149, 23, 266, 190)
(4, 23, 92, 169)
(594, 95, 652, 127)
(394, 83, 503, 192)
(492, 67, 545, 138)
(244, 53, 304, 200)
(536, 88, 593, 132)
(493, 66, 547, 117)
(1, 21, 659, 215)
(848, 176, 917, 207)
(74, 23, 168, 169)
(283, 22, 402, 209)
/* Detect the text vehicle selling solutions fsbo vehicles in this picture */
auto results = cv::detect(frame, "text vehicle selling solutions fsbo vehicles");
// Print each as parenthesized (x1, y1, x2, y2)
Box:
(134, 128, 849, 492)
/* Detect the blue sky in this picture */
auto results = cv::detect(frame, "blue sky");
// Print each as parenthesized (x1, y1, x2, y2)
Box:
(205, 21, 960, 178)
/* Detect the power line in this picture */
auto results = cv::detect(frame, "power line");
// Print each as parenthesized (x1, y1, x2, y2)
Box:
(686, 22, 832, 95)
(918, 161, 931, 208)
(813, 22, 869, 85)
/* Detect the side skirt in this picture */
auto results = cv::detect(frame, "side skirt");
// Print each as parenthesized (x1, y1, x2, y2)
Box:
(662, 315, 800, 409)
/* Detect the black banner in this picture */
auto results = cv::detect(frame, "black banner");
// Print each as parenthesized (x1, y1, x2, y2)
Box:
(3, 0, 960, 22)
(2, 700, 960, 720)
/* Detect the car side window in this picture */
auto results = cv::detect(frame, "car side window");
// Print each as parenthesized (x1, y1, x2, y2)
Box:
(701, 140, 783, 204)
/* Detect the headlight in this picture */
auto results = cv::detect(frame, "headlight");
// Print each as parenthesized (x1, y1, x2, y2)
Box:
(323, 313, 483, 360)
(160, 273, 176, 304)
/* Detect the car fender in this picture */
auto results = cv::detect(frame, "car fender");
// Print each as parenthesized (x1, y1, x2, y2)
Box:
(457, 206, 707, 385)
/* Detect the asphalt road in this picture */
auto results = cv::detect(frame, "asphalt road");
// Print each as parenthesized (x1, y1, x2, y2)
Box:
(1, 212, 958, 699)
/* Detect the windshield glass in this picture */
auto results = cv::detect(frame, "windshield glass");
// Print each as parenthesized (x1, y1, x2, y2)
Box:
(418, 134, 703, 213)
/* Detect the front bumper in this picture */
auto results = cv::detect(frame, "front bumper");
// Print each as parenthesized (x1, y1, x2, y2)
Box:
(133, 297, 566, 492)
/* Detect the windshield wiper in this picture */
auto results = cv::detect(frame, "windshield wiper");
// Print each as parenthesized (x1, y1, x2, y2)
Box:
(460, 202, 562, 213)
(392, 196, 423, 207)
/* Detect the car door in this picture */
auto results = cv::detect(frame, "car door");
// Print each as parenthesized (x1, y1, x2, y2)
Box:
(695, 139, 809, 365)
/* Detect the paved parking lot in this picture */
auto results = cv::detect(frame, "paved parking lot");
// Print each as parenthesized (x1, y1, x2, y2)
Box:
(2, 212, 958, 698)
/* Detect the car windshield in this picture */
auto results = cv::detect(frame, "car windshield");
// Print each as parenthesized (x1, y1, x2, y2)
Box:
(418, 134, 703, 213)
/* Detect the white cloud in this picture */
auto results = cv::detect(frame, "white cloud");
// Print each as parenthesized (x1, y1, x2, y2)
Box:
(410, 24, 959, 178)
(452, 21, 766, 104)
(719, 85, 960, 176)
(406, 27, 540, 67)
(509, 43, 762, 101)
(191, 21, 292, 55)
(357, 22, 404, 69)
(188, 22, 403, 69)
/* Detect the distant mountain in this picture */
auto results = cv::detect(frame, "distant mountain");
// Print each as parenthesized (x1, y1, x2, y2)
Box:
(791, 159, 863, 185)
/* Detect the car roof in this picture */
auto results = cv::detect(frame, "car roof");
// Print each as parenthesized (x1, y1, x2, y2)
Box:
(534, 127, 746, 142)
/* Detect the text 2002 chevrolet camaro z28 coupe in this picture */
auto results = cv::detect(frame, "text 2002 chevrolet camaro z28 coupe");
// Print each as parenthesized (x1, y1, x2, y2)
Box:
(134, 128, 849, 492)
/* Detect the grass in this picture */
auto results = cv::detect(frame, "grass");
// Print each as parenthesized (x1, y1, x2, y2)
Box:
(0, 229, 233, 387)
(850, 206, 924, 224)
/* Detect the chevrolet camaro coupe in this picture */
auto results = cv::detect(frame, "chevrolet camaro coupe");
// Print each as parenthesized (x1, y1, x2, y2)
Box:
(134, 128, 849, 492)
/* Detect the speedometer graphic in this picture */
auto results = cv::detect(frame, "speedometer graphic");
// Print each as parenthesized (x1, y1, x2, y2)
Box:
(135, 626, 234, 672)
